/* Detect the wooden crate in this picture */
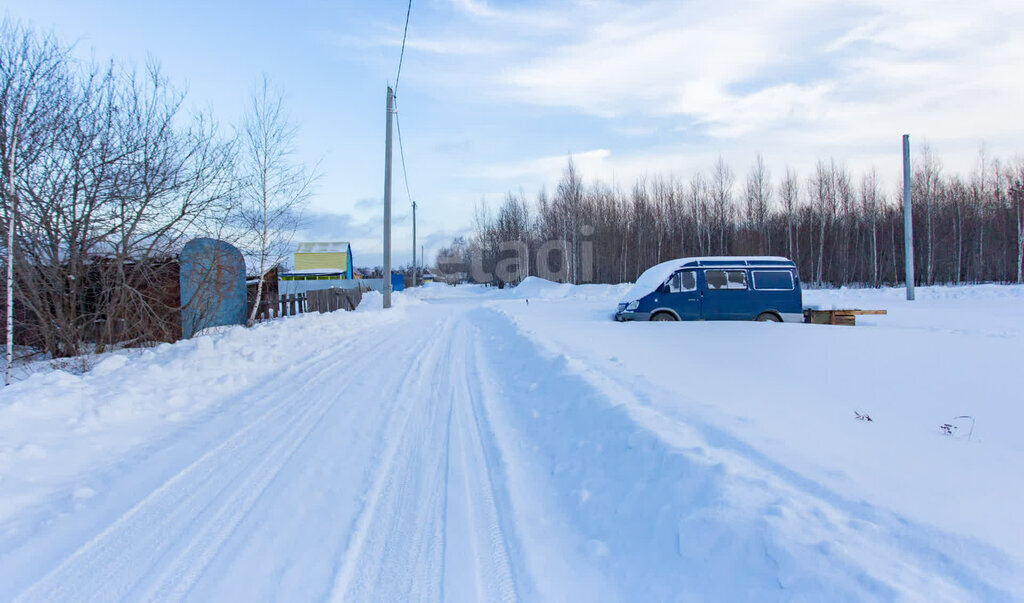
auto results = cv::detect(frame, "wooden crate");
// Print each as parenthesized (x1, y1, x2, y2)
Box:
(804, 309, 886, 326)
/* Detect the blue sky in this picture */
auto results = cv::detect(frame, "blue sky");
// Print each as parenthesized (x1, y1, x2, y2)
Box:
(6, 0, 1023, 266)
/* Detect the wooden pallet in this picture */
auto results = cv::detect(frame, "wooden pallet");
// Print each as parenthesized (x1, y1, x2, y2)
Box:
(804, 308, 887, 326)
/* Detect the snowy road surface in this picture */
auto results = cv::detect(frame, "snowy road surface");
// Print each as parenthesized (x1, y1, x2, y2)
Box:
(1, 283, 1023, 601)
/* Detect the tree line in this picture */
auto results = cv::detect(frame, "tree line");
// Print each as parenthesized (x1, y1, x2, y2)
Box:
(0, 20, 314, 361)
(439, 150, 1024, 288)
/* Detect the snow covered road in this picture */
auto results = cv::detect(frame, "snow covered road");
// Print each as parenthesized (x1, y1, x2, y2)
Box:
(2, 284, 1023, 601)
(3, 307, 522, 601)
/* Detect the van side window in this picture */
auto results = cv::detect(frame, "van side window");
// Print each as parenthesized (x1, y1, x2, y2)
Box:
(666, 272, 696, 293)
(752, 270, 794, 291)
(706, 269, 746, 290)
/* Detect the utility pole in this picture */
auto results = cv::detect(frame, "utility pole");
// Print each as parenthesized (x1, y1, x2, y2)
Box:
(903, 134, 915, 301)
(411, 200, 417, 288)
(383, 86, 394, 308)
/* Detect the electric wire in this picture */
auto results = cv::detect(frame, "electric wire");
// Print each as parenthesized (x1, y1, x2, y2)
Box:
(393, 0, 418, 280)
(394, 0, 413, 94)
(394, 100, 414, 208)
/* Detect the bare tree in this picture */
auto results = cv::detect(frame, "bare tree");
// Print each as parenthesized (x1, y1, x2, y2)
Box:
(859, 168, 882, 287)
(493, 190, 531, 283)
(914, 143, 942, 284)
(744, 154, 772, 254)
(0, 20, 68, 379)
(946, 175, 968, 284)
(809, 160, 837, 285)
(238, 76, 316, 325)
(1, 21, 237, 358)
(709, 156, 734, 255)
(779, 168, 799, 261)
(835, 165, 854, 283)
(1013, 164, 1024, 284)
(687, 170, 709, 256)
(971, 147, 990, 281)
(443, 143, 1022, 288)
(555, 157, 584, 283)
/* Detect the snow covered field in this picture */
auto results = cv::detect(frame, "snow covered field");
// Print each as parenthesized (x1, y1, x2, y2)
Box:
(1, 280, 1022, 601)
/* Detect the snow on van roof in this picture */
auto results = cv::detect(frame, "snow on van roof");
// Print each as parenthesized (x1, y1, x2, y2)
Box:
(619, 256, 794, 303)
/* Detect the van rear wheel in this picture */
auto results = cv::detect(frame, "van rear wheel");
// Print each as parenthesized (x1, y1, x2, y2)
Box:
(756, 312, 782, 322)
(651, 312, 677, 321)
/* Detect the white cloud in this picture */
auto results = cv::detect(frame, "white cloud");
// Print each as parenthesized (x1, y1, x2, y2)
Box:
(425, 0, 1024, 166)
(472, 148, 612, 181)
(319, 0, 1024, 242)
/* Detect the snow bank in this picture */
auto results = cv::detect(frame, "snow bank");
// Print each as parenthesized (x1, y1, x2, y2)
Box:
(0, 307, 399, 531)
(508, 276, 575, 299)
(804, 284, 1024, 336)
(355, 289, 424, 311)
(493, 282, 1024, 577)
(496, 277, 630, 302)
(4, 280, 1023, 599)
(402, 281, 490, 301)
(401, 277, 630, 303)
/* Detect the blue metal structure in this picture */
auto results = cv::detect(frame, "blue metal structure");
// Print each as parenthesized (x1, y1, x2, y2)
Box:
(180, 238, 247, 338)
(615, 256, 803, 323)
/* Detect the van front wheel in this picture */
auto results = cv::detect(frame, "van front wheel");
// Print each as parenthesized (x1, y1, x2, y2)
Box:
(756, 312, 782, 322)
(651, 312, 677, 321)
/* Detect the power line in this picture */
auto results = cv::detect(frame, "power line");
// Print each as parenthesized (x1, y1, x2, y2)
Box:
(392, 0, 420, 286)
(395, 100, 419, 286)
(394, 0, 413, 93)
(394, 100, 413, 207)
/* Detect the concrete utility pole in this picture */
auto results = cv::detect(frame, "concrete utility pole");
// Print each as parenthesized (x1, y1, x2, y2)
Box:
(383, 86, 394, 309)
(903, 134, 915, 301)
(411, 200, 417, 288)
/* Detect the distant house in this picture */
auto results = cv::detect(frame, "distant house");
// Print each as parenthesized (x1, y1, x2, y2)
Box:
(279, 242, 355, 295)
(292, 242, 354, 278)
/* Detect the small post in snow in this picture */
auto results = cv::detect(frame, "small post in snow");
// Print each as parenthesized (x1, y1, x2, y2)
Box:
(903, 134, 915, 301)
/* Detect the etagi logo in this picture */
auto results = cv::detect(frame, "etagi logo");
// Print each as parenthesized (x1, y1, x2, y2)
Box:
(436, 226, 595, 284)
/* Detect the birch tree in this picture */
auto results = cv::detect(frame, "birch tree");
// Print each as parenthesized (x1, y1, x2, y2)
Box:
(238, 76, 315, 325)
(710, 156, 734, 255)
(914, 144, 942, 284)
(744, 154, 772, 255)
(779, 168, 799, 261)
(859, 168, 882, 287)
(1013, 167, 1024, 284)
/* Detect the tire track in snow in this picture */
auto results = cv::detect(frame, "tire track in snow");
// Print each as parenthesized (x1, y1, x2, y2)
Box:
(468, 312, 621, 603)
(441, 320, 517, 603)
(16, 319, 450, 602)
(328, 315, 522, 602)
(18, 377, 334, 601)
(328, 317, 457, 601)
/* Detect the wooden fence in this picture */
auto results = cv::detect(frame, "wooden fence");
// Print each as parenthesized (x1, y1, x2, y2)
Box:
(307, 287, 363, 313)
(251, 287, 363, 321)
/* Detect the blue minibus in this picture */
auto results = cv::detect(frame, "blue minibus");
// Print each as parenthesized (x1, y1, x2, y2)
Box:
(615, 256, 802, 322)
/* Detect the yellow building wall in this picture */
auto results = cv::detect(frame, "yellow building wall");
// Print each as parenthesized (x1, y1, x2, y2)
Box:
(293, 252, 348, 272)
